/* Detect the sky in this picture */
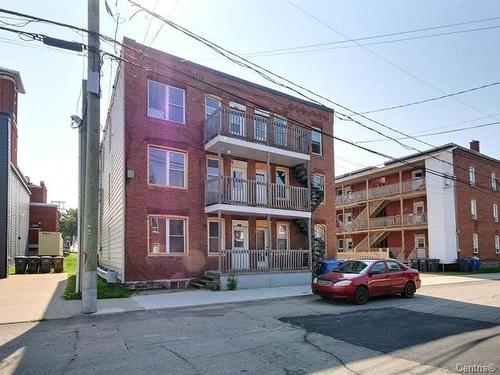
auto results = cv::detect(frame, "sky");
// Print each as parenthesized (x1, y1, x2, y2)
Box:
(1, 0, 499, 208)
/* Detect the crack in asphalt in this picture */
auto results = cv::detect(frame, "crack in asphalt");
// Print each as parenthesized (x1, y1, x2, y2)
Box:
(159, 344, 202, 375)
(303, 333, 362, 375)
(62, 329, 80, 375)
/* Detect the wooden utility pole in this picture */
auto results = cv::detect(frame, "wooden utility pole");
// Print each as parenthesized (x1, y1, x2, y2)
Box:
(82, 0, 100, 314)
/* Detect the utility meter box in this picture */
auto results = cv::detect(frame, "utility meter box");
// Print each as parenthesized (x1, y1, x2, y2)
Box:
(38, 231, 63, 256)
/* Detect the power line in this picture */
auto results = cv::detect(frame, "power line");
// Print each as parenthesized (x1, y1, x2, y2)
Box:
(239, 14, 500, 57)
(0, 16, 496, 192)
(359, 81, 500, 114)
(356, 120, 500, 144)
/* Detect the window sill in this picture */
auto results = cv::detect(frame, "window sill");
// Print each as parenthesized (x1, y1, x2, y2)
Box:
(148, 253, 188, 257)
(148, 183, 188, 191)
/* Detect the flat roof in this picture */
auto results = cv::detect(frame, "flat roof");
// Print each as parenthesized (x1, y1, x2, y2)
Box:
(0, 66, 25, 93)
(123, 37, 334, 114)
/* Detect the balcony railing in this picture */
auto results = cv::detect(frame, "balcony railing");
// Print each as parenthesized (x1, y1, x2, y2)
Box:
(403, 213, 427, 226)
(219, 249, 310, 274)
(205, 176, 310, 212)
(336, 178, 426, 206)
(370, 215, 401, 229)
(204, 108, 310, 154)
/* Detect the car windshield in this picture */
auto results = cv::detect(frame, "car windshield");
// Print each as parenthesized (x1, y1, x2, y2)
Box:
(335, 260, 371, 274)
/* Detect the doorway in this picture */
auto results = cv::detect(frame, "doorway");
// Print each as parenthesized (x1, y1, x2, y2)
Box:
(256, 168, 267, 205)
(231, 161, 247, 203)
(232, 220, 249, 270)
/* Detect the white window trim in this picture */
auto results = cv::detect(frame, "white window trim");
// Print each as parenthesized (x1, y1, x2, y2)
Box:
(471, 199, 477, 220)
(311, 127, 323, 155)
(494, 204, 499, 223)
(276, 222, 290, 250)
(148, 216, 188, 255)
(205, 95, 221, 119)
(492, 173, 497, 191)
(148, 146, 187, 189)
(206, 156, 220, 180)
(275, 167, 289, 200)
(151, 217, 160, 233)
(207, 218, 225, 255)
(346, 238, 354, 250)
(337, 238, 344, 252)
(147, 80, 186, 124)
(469, 166, 476, 186)
(472, 233, 479, 254)
(313, 173, 326, 205)
(313, 224, 327, 249)
(495, 235, 500, 254)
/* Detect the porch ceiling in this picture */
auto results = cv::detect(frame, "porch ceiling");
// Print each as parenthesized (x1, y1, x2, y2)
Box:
(205, 203, 311, 219)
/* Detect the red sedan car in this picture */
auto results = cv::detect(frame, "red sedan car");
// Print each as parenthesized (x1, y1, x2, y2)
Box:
(312, 259, 421, 305)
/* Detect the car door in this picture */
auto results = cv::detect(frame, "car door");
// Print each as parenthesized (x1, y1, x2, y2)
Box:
(366, 261, 390, 297)
(386, 261, 407, 294)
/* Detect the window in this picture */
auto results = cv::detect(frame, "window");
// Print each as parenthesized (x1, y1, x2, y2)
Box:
(207, 158, 219, 180)
(346, 238, 354, 250)
(371, 262, 387, 274)
(386, 261, 403, 272)
(472, 233, 479, 254)
(494, 204, 499, 222)
(469, 166, 476, 186)
(313, 174, 325, 191)
(311, 128, 322, 155)
(276, 169, 288, 199)
(345, 212, 353, 222)
(495, 235, 500, 254)
(208, 219, 224, 253)
(313, 224, 326, 241)
(492, 173, 497, 191)
(147, 80, 185, 123)
(205, 96, 220, 119)
(149, 147, 186, 188)
(471, 199, 477, 220)
(229, 102, 246, 136)
(277, 223, 289, 250)
(337, 239, 344, 252)
(274, 116, 287, 147)
(336, 187, 343, 196)
(336, 214, 344, 223)
(254, 109, 269, 142)
(148, 216, 187, 254)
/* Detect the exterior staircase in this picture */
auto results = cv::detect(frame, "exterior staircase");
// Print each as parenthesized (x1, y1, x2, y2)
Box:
(369, 200, 388, 217)
(190, 270, 221, 290)
(353, 230, 390, 251)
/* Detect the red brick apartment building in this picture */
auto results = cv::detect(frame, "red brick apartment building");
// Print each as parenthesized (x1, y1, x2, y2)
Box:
(99, 38, 335, 289)
(336, 141, 500, 266)
(27, 181, 59, 254)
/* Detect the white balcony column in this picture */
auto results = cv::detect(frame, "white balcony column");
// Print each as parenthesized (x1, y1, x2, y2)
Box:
(267, 214, 271, 269)
(218, 210, 222, 273)
(307, 159, 312, 265)
(217, 142, 222, 204)
(366, 179, 370, 233)
(266, 151, 271, 209)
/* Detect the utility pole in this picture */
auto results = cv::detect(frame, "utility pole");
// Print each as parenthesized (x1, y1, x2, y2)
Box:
(76, 79, 87, 293)
(82, 0, 100, 314)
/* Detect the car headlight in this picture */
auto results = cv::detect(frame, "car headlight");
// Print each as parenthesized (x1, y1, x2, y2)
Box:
(312, 277, 318, 284)
(334, 280, 352, 287)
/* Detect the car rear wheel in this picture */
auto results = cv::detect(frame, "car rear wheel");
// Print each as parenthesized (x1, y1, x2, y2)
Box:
(402, 282, 416, 298)
(354, 286, 369, 305)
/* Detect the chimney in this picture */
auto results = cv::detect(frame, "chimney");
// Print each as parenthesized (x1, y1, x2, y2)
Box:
(469, 140, 480, 153)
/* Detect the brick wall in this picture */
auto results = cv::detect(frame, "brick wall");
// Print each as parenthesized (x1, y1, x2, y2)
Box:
(121, 39, 335, 281)
(453, 148, 500, 261)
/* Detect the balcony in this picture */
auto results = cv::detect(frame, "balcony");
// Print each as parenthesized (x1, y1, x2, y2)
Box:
(337, 213, 427, 233)
(336, 178, 426, 206)
(403, 213, 427, 226)
(370, 215, 401, 229)
(205, 176, 311, 218)
(204, 108, 310, 167)
(219, 249, 310, 274)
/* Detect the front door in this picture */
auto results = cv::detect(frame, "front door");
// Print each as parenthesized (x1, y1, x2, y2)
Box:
(231, 162, 247, 203)
(256, 169, 267, 205)
(415, 234, 426, 258)
(232, 221, 249, 270)
(256, 227, 268, 269)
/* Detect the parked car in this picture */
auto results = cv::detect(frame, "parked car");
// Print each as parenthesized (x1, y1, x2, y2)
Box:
(312, 259, 421, 305)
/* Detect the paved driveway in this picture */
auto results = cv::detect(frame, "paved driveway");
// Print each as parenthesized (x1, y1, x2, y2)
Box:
(0, 277, 498, 374)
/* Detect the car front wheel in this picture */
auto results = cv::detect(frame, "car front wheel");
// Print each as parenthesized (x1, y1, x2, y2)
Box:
(354, 286, 369, 305)
(402, 282, 416, 298)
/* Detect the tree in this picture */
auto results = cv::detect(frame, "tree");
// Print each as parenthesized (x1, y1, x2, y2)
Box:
(59, 208, 77, 248)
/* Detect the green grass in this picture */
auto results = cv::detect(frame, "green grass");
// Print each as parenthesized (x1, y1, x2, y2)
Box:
(429, 266, 500, 276)
(8, 265, 15, 275)
(63, 253, 132, 300)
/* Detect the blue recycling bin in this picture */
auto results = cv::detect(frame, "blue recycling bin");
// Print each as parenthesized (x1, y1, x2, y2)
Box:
(317, 259, 344, 275)
(470, 257, 481, 272)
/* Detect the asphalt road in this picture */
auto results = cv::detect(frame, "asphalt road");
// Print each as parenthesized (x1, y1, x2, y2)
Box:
(1, 279, 499, 375)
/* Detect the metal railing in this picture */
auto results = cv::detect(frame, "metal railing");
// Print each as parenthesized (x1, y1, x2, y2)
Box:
(204, 108, 310, 154)
(370, 215, 401, 229)
(205, 176, 310, 211)
(336, 190, 367, 206)
(403, 213, 428, 226)
(219, 249, 310, 274)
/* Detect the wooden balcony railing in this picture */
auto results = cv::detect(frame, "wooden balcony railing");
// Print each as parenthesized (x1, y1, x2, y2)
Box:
(335, 190, 367, 206)
(403, 213, 428, 226)
(219, 249, 310, 274)
(205, 176, 310, 211)
(204, 108, 310, 154)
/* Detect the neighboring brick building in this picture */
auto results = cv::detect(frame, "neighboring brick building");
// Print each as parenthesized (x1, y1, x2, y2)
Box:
(99, 38, 335, 288)
(336, 141, 500, 266)
(0, 67, 30, 278)
(27, 180, 60, 254)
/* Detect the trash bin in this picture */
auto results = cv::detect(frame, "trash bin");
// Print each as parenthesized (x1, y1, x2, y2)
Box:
(470, 256, 481, 272)
(14, 256, 27, 274)
(410, 259, 419, 270)
(53, 256, 64, 273)
(418, 259, 428, 272)
(426, 259, 440, 272)
(317, 259, 344, 275)
(26, 256, 40, 274)
(458, 258, 472, 272)
(40, 256, 52, 273)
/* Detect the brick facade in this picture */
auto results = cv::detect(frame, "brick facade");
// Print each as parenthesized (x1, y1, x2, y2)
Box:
(119, 39, 335, 282)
